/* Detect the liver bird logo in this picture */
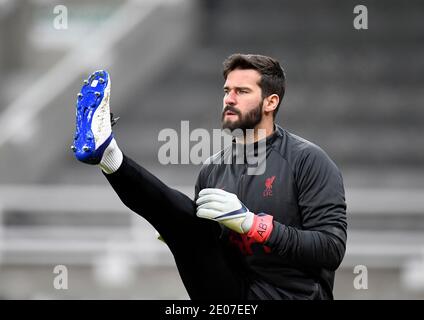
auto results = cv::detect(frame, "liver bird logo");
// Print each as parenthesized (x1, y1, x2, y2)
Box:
(263, 176, 276, 197)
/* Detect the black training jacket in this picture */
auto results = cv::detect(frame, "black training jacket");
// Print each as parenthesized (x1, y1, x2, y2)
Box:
(194, 124, 347, 299)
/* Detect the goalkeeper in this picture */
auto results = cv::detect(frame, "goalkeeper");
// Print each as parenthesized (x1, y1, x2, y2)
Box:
(72, 54, 347, 300)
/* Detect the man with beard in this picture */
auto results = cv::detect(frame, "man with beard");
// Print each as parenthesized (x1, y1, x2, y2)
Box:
(72, 54, 347, 300)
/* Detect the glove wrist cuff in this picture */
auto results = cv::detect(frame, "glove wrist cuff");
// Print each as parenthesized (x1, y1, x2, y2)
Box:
(246, 213, 274, 243)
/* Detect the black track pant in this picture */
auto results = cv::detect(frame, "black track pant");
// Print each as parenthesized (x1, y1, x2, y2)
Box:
(104, 155, 249, 300)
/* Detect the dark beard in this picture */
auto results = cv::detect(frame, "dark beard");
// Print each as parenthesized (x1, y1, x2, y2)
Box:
(221, 103, 263, 133)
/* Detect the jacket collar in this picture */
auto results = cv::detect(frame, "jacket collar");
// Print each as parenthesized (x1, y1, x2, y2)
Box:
(231, 124, 283, 146)
(229, 124, 283, 161)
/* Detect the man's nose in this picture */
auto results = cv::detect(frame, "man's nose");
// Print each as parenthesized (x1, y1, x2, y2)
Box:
(224, 91, 236, 106)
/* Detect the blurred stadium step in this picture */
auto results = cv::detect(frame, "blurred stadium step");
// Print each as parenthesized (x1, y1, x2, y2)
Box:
(1, 185, 424, 267)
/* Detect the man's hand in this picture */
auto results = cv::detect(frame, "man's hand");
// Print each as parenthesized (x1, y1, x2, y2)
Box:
(196, 188, 274, 242)
(196, 188, 253, 233)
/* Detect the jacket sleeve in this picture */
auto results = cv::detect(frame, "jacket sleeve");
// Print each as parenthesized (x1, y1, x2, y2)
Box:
(264, 145, 347, 271)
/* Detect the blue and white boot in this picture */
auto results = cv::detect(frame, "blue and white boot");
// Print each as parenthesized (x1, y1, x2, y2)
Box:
(72, 70, 117, 165)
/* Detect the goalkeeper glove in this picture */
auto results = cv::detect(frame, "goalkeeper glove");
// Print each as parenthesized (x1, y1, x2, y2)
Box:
(196, 188, 273, 243)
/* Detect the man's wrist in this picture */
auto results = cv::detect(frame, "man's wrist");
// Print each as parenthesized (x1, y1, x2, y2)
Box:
(240, 211, 255, 233)
(246, 213, 274, 243)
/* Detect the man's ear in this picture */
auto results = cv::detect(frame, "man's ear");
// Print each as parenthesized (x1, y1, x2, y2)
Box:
(263, 94, 279, 114)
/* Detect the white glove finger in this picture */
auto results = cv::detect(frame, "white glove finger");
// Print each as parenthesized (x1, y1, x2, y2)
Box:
(199, 188, 232, 197)
(196, 194, 226, 206)
(197, 201, 227, 212)
(197, 208, 223, 220)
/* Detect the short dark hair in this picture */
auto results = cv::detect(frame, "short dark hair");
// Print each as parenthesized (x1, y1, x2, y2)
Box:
(222, 53, 286, 118)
